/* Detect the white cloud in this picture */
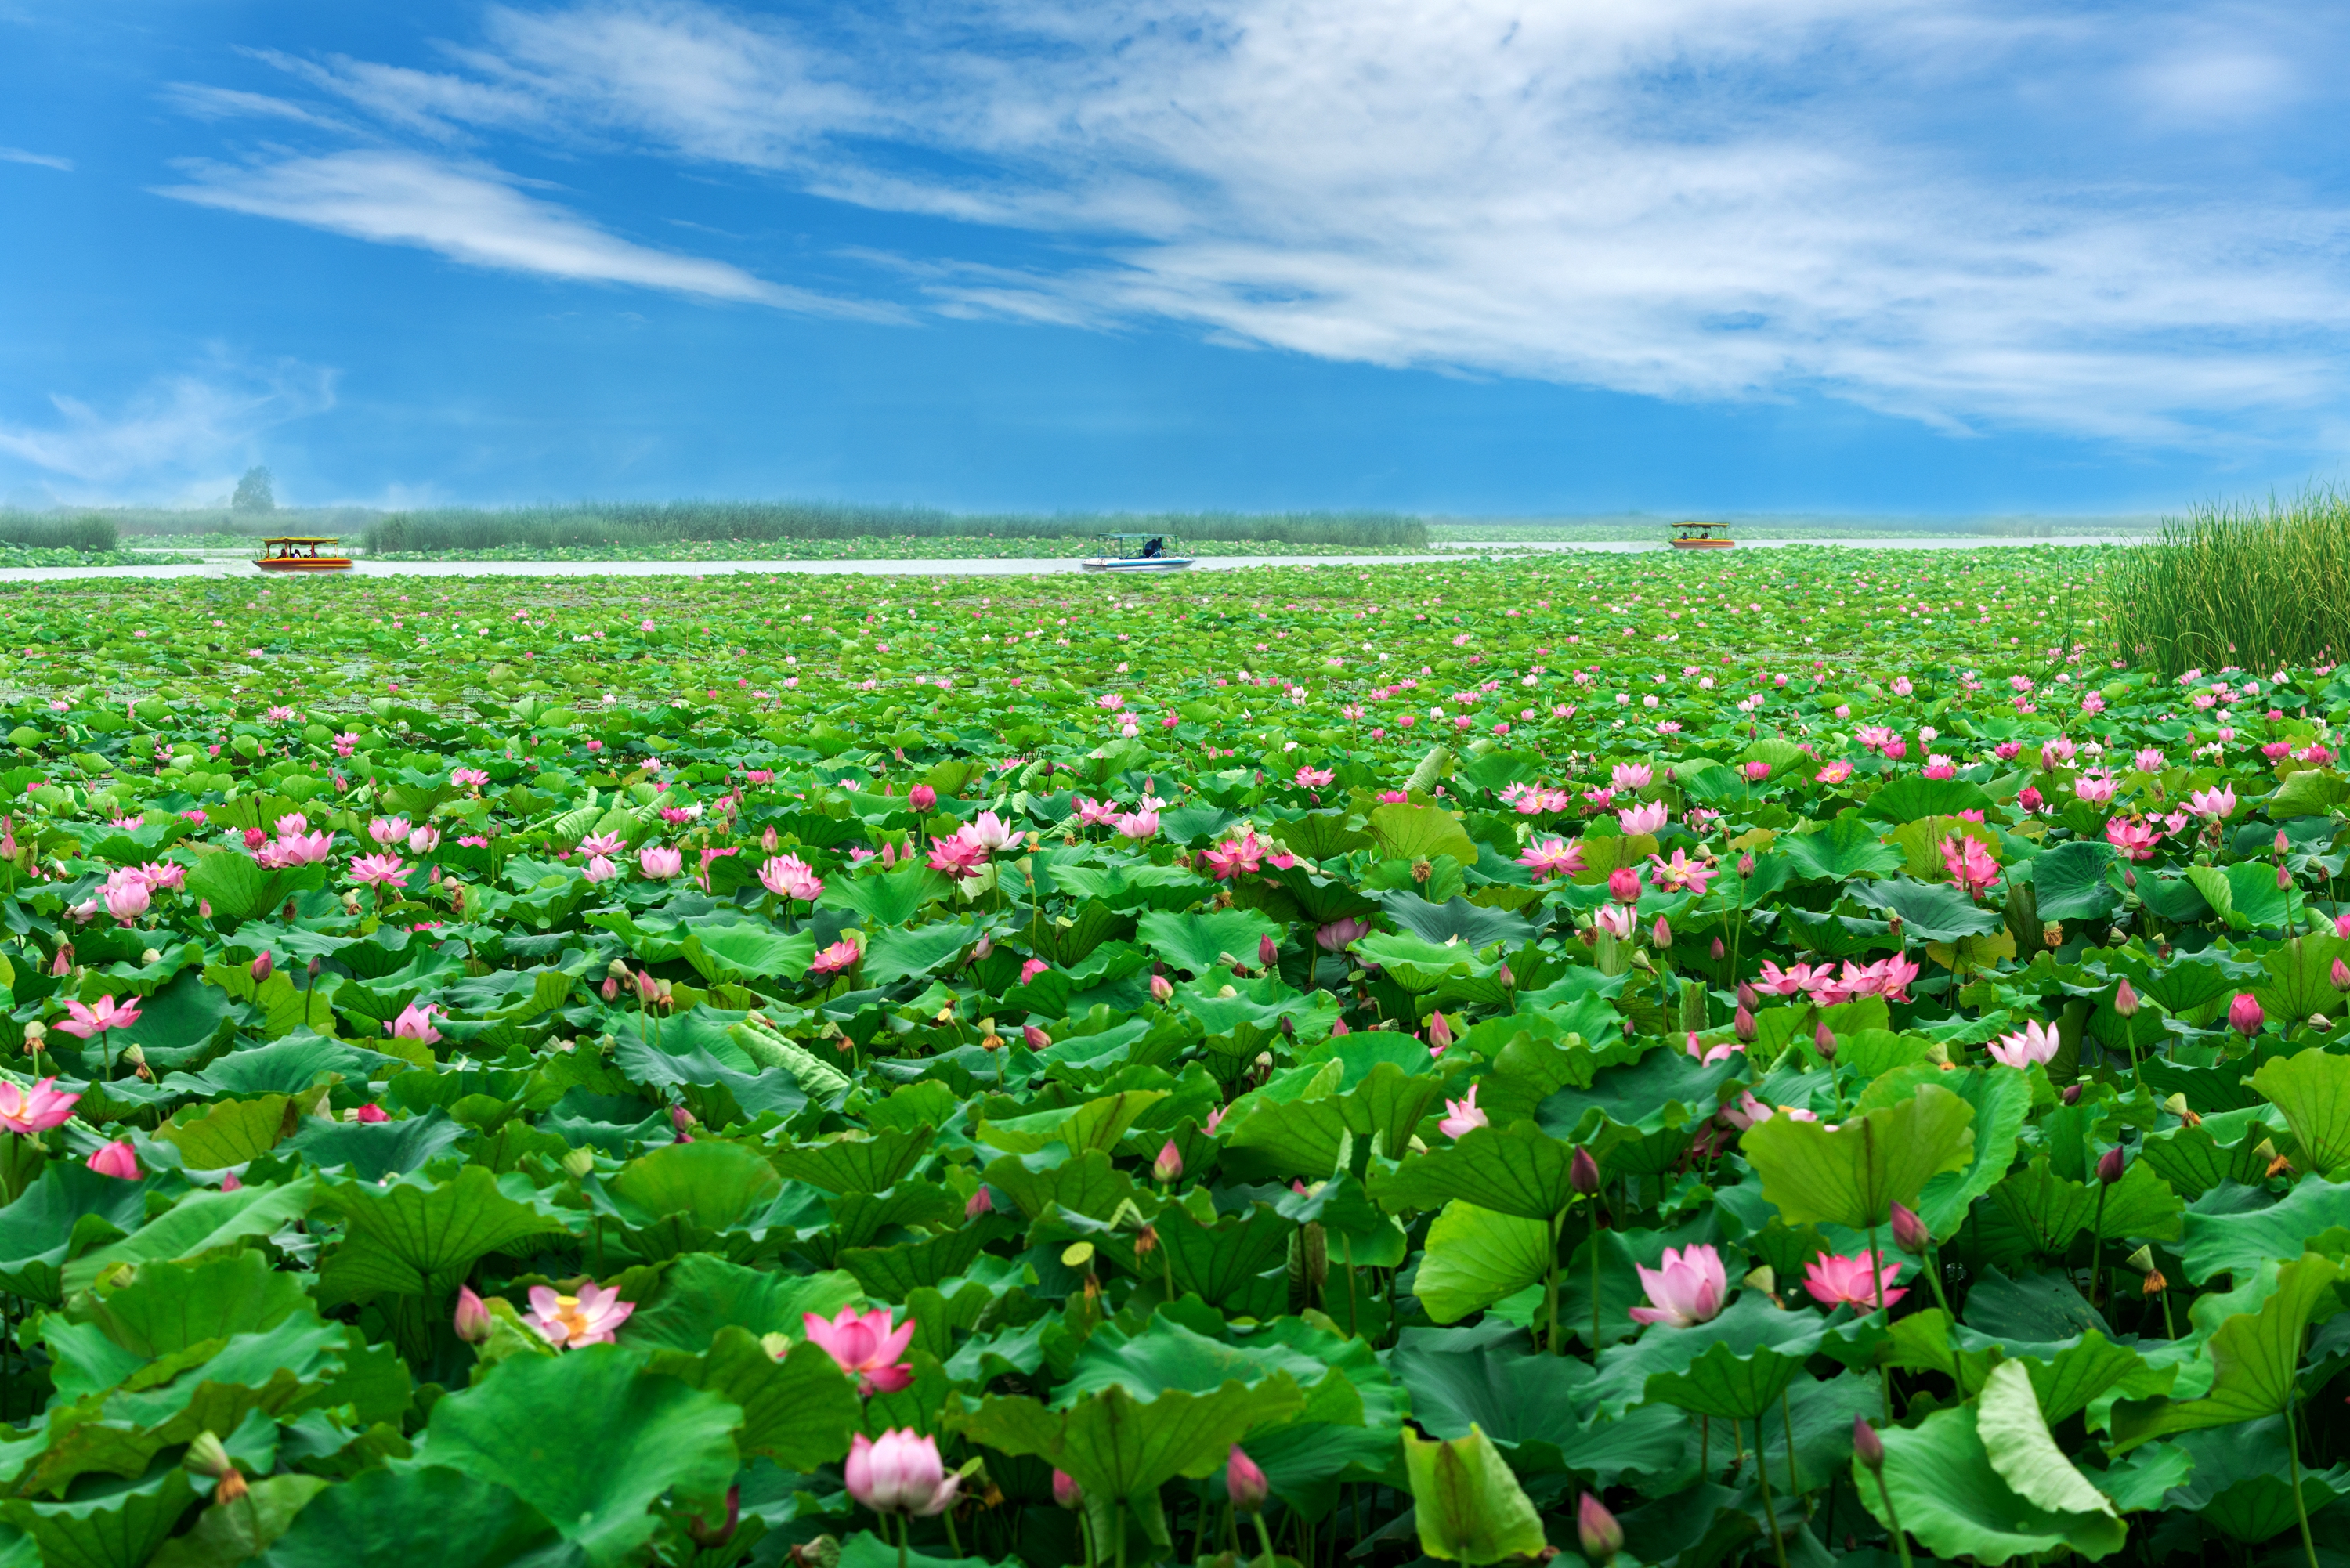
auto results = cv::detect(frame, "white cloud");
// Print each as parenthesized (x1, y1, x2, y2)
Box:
(0, 146, 71, 172)
(176, 0, 2350, 442)
(154, 149, 897, 317)
(161, 82, 356, 132)
(0, 356, 334, 488)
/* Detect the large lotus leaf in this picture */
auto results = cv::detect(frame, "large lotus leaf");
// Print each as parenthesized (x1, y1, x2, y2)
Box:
(1585, 1292, 1825, 1418)
(862, 919, 985, 985)
(1053, 862, 1213, 915)
(1368, 804, 1478, 865)
(1911, 1066, 2032, 1237)
(159, 1034, 403, 1099)
(421, 1344, 741, 1566)
(149, 1472, 324, 1568)
(1856, 1399, 2127, 1564)
(2179, 1176, 2350, 1284)
(1378, 1122, 1582, 1221)
(87, 1248, 312, 1361)
(1535, 1045, 1745, 1147)
(645, 1329, 859, 1472)
(768, 1126, 933, 1194)
(611, 1035, 808, 1127)
(318, 1165, 570, 1303)
(599, 1140, 783, 1232)
(624, 1255, 862, 1352)
(2252, 1046, 2350, 1173)
(2028, 840, 2121, 923)
(154, 1095, 293, 1171)
(1413, 1201, 1551, 1324)
(253, 1465, 573, 1568)
(1058, 1317, 1364, 1426)
(183, 851, 327, 924)
(1860, 775, 1996, 823)
(114, 969, 241, 1069)
(1351, 931, 1500, 995)
(977, 1091, 1167, 1158)
(956, 1380, 1297, 1506)
(678, 923, 815, 985)
(1376, 891, 1535, 947)
(64, 1178, 320, 1297)
(1400, 1425, 1549, 1566)
(1101, 1201, 1291, 1319)
(838, 1223, 1000, 1302)
(1778, 817, 1906, 882)
(0, 1458, 196, 1568)
(2112, 1253, 2345, 1451)
(1642, 1337, 1813, 1423)
(1742, 1083, 1975, 1230)
(1389, 1323, 1684, 1485)
(0, 1162, 154, 1304)
(1227, 1061, 1453, 1176)
(2185, 862, 2292, 932)
(1847, 878, 2004, 941)
(1985, 1158, 2182, 1255)
(1978, 1360, 2127, 1520)
(279, 1108, 474, 1181)
(1137, 908, 1283, 978)
(2254, 934, 2350, 1028)
(817, 863, 954, 927)
(2137, 1105, 2284, 1201)
(1179, 982, 1343, 1055)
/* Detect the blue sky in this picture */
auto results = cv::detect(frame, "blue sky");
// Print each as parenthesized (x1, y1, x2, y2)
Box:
(2, 0, 2346, 515)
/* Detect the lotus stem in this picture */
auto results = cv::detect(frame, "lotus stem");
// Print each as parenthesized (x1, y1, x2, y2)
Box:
(1753, 1418, 1789, 1568)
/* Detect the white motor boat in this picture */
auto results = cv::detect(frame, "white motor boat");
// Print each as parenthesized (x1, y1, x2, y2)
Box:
(1079, 533, 1194, 573)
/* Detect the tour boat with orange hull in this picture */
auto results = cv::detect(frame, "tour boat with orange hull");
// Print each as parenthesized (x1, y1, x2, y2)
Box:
(255, 537, 353, 573)
(1669, 521, 1734, 550)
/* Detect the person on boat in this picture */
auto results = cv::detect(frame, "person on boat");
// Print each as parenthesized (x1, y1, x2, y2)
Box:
(1141, 536, 1165, 559)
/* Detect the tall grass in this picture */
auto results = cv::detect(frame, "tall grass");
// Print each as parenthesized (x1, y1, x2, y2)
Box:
(363, 501, 1426, 555)
(2107, 488, 2350, 675)
(0, 513, 118, 551)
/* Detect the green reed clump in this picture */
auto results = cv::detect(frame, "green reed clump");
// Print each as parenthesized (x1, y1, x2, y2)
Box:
(0, 512, 117, 552)
(362, 500, 1425, 555)
(2108, 489, 2350, 675)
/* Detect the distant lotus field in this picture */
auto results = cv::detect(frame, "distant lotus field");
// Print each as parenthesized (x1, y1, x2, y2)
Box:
(0, 547, 2346, 1568)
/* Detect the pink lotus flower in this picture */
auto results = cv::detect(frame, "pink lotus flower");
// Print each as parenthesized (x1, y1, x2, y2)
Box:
(1940, 834, 2000, 898)
(1592, 902, 1633, 940)
(139, 862, 185, 892)
(2073, 771, 2117, 807)
(0, 1076, 78, 1134)
(1618, 800, 1668, 836)
(1076, 796, 1119, 826)
(1295, 765, 1336, 789)
(367, 816, 412, 847)
(349, 853, 409, 891)
(103, 872, 150, 922)
(451, 767, 490, 789)
(846, 1429, 960, 1517)
(583, 855, 618, 883)
(1743, 761, 1773, 782)
(1204, 830, 1267, 880)
(758, 854, 824, 902)
(56, 994, 141, 1039)
(577, 831, 627, 858)
(354, 1102, 389, 1123)
(2106, 816, 2160, 861)
(809, 938, 861, 977)
(1377, 789, 1409, 804)
(385, 1002, 443, 1046)
(1518, 837, 1585, 881)
(1804, 1250, 1906, 1312)
(407, 824, 442, 854)
(1112, 809, 1159, 842)
(2188, 785, 2237, 821)
(1815, 761, 1854, 785)
(1438, 1083, 1487, 1140)
(2042, 735, 2076, 766)
(926, 829, 988, 880)
(1922, 756, 1957, 781)
(271, 831, 334, 866)
(804, 1305, 916, 1394)
(86, 1140, 140, 1179)
(1986, 1019, 2059, 1069)
(1315, 916, 1372, 951)
(1647, 849, 1716, 895)
(1629, 1244, 1727, 1328)
(2133, 748, 2165, 772)
(525, 1281, 634, 1348)
(638, 845, 683, 880)
(1018, 957, 1051, 985)
(1607, 865, 1643, 904)
(1610, 763, 1654, 792)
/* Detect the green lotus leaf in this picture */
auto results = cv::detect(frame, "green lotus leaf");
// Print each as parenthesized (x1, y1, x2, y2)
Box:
(1742, 1083, 1975, 1230)
(1400, 1424, 1549, 1566)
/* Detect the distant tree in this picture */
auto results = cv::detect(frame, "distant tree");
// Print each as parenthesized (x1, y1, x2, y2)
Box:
(231, 466, 277, 513)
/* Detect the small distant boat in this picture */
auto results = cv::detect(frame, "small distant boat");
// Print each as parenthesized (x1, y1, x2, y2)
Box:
(1081, 533, 1194, 573)
(255, 537, 353, 573)
(1670, 521, 1734, 550)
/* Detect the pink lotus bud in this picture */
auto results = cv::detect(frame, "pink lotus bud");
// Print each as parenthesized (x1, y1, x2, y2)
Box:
(1710, 936, 1725, 960)
(1736, 981, 1758, 1010)
(1813, 1021, 1835, 1060)
(601, 976, 620, 1001)
(1651, 916, 1672, 948)
(1853, 1416, 1884, 1470)
(2062, 1082, 2082, 1105)
(250, 950, 273, 982)
(1150, 974, 1173, 1003)
(1576, 1494, 1624, 1563)
(1607, 866, 1641, 904)
(1426, 1010, 1453, 1052)
(1734, 1005, 1757, 1043)
(454, 1285, 493, 1344)
(908, 784, 938, 811)
(965, 1187, 992, 1219)
(1053, 1471, 1082, 1509)
(1890, 1202, 1931, 1254)
(2113, 978, 2140, 1017)
(1226, 1447, 1269, 1514)
(1498, 963, 1516, 989)
(355, 1102, 389, 1123)
(1022, 1024, 1050, 1050)
(2279, 829, 2291, 855)
(86, 1140, 139, 1180)
(1571, 1146, 1601, 1196)
(2280, 864, 2294, 891)
(2333, 959, 2350, 994)
(2229, 993, 2265, 1038)
(1737, 850, 1755, 877)
(1154, 1140, 1184, 1183)
(761, 825, 779, 852)
(2097, 1146, 2126, 1184)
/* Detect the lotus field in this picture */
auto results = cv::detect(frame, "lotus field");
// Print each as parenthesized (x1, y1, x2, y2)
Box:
(0, 548, 2347, 1568)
